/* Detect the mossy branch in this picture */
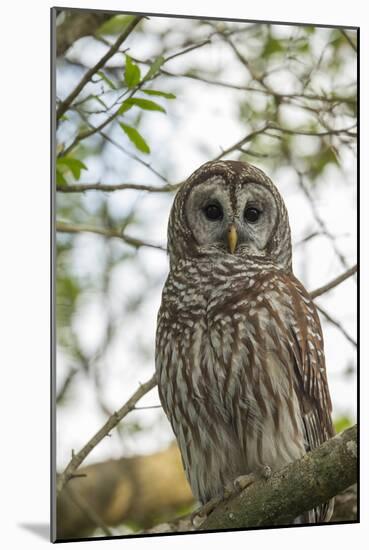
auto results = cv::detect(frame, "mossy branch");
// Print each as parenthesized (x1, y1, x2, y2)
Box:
(200, 425, 357, 531)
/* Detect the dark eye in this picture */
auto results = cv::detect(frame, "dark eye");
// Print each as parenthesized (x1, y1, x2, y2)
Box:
(203, 203, 223, 221)
(244, 207, 261, 223)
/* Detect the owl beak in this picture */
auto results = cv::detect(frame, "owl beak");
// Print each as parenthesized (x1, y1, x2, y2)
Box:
(227, 224, 238, 254)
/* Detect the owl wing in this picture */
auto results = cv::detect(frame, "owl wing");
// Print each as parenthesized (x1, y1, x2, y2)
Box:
(285, 273, 334, 449)
(227, 270, 334, 521)
(274, 272, 334, 522)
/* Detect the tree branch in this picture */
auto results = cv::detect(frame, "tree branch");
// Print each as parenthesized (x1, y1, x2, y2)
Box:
(297, 171, 350, 269)
(200, 425, 357, 530)
(316, 304, 356, 347)
(212, 123, 356, 163)
(57, 373, 157, 495)
(310, 264, 357, 299)
(56, 15, 143, 120)
(158, 68, 356, 106)
(341, 29, 357, 52)
(212, 125, 271, 161)
(70, 114, 169, 183)
(56, 221, 166, 251)
(56, 182, 176, 193)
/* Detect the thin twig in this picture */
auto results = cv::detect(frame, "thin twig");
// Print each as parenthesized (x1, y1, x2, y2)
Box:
(267, 123, 356, 138)
(56, 16, 143, 120)
(341, 29, 357, 52)
(295, 231, 325, 246)
(57, 373, 157, 495)
(164, 38, 212, 63)
(316, 304, 356, 347)
(212, 124, 271, 161)
(56, 222, 166, 251)
(90, 125, 168, 183)
(159, 68, 356, 106)
(133, 404, 162, 410)
(56, 367, 78, 404)
(56, 182, 176, 193)
(297, 171, 350, 269)
(310, 264, 357, 299)
(212, 123, 356, 163)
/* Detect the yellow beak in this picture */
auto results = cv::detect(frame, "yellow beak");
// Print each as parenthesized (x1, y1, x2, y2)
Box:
(227, 224, 238, 254)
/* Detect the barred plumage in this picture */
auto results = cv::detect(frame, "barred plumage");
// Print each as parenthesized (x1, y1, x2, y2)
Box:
(156, 160, 334, 524)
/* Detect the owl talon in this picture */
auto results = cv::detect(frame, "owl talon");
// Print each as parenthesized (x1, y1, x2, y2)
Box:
(260, 464, 272, 480)
(223, 480, 236, 499)
(234, 465, 272, 492)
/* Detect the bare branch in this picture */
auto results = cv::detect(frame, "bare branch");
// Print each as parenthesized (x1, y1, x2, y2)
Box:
(56, 221, 166, 251)
(158, 68, 356, 107)
(57, 373, 157, 495)
(310, 264, 357, 299)
(212, 123, 356, 163)
(298, 170, 350, 269)
(78, 119, 168, 183)
(212, 125, 270, 161)
(268, 123, 357, 138)
(316, 304, 357, 347)
(341, 29, 357, 52)
(56, 15, 143, 120)
(56, 367, 78, 404)
(60, 105, 124, 156)
(56, 182, 176, 193)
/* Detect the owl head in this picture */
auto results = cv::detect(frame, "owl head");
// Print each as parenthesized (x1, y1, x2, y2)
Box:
(167, 160, 292, 271)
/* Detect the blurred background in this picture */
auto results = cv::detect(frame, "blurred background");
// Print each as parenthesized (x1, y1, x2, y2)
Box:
(54, 9, 357, 539)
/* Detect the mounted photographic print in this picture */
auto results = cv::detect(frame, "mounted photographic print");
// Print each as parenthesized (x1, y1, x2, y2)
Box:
(51, 6, 358, 543)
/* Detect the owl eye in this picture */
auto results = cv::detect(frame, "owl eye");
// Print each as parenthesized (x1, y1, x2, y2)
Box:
(203, 203, 223, 221)
(244, 206, 261, 223)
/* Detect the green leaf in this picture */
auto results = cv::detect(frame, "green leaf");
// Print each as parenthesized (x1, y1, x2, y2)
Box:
(304, 146, 339, 179)
(117, 102, 133, 115)
(263, 37, 284, 57)
(124, 55, 141, 88)
(118, 97, 166, 115)
(97, 70, 117, 89)
(97, 15, 135, 36)
(56, 169, 68, 186)
(119, 122, 150, 154)
(57, 157, 88, 181)
(297, 40, 310, 54)
(142, 89, 176, 99)
(142, 56, 165, 82)
(334, 416, 353, 433)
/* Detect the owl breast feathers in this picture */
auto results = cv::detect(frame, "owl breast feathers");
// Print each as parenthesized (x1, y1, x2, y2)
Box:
(155, 160, 334, 524)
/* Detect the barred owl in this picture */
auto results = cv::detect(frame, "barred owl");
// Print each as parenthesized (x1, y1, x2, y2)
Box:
(155, 160, 334, 525)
